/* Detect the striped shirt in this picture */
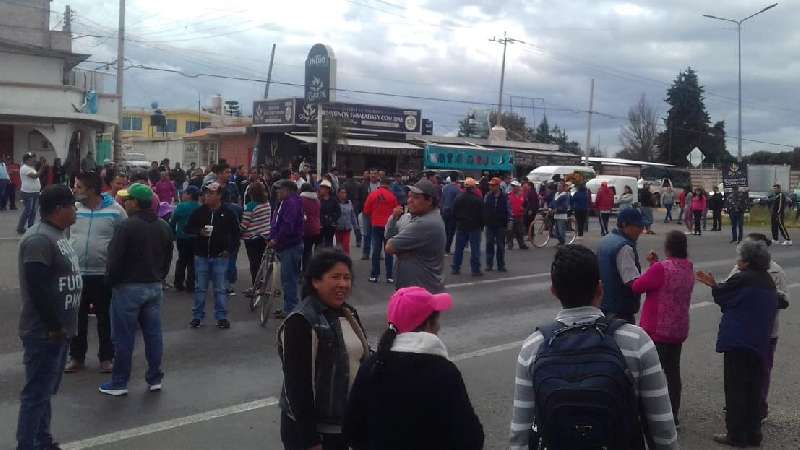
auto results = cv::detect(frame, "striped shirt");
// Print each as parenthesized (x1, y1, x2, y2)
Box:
(510, 306, 678, 450)
(240, 201, 271, 240)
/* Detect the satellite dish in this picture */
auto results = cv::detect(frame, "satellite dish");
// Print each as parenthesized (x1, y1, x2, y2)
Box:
(150, 101, 159, 110)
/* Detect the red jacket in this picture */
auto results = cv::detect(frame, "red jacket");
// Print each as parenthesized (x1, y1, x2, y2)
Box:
(509, 191, 526, 218)
(363, 186, 399, 228)
(301, 193, 321, 237)
(595, 186, 615, 211)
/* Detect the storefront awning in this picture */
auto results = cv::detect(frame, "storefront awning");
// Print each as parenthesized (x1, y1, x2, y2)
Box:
(286, 134, 422, 156)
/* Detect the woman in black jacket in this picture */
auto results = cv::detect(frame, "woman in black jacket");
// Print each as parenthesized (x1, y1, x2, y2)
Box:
(318, 180, 341, 248)
(344, 286, 484, 450)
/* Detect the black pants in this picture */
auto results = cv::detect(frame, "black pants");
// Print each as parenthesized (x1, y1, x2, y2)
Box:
(575, 209, 588, 236)
(280, 412, 347, 450)
(2, 183, 15, 209)
(442, 209, 456, 253)
(771, 212, 791, 241)
(320, 226, 336, 248)
(599, 213, 611, 235)
(507, 217, 527, 249)
(174, 239, 195, 290)
(244, 238, 267, 285)
(69, 275, 114, 363)
(712, 208, 723, 231)
(724, 350, 764, 445)
(655, 342, 682, 419)
(303, 235, 321, 273)
(693, 210, 702, 235)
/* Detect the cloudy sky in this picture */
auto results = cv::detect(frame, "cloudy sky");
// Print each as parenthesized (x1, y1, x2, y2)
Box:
(52, 0, 798, 156)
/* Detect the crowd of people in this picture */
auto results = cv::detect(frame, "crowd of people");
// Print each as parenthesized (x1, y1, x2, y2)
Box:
(12, 154, 791, 450)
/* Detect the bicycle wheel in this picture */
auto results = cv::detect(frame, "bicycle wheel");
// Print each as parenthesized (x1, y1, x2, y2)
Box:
(259, 261, 280, 327)
(564, 218, 577, 245)
(531, 217, 551, 248)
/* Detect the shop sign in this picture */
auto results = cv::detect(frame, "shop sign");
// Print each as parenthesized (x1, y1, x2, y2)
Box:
(424, 144, 512, 172)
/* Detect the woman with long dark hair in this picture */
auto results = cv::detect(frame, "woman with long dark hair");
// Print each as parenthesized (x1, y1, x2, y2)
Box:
(344, 287, 484, 450)
(278, 250, 369, 450)
(240, 182, 271, 287)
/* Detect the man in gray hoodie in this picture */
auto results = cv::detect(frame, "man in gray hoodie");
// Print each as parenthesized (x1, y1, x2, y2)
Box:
(65, 171, 126, 374)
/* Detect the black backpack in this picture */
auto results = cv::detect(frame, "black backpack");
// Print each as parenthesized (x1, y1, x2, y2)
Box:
(529, 317, 644, 450)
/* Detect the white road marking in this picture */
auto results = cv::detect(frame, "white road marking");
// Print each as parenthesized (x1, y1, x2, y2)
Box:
(445, 272, 549, 288)
(61, 298, 721, 449)
(61, 397, 280, 450)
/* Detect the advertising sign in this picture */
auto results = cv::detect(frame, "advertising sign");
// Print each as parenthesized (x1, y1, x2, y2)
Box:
(304, 44, 336, 105)
(296, 99, 421, 133)
(422, 118, 433, 135)
(424, 144, 513, 172)
(722, 162, 749, 189)
(252, 98, 295, 125)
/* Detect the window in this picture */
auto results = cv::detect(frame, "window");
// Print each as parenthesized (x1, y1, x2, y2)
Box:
(184, 142, 199, 167)
(183, 141, 219, 169)
(186, 121, 211, 133)
(121, 116, 142, 131)
(157, 119, 177, 133)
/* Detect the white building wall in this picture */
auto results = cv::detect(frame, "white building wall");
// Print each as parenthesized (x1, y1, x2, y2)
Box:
(129, 140, 185, 166)
(0, 52, 63, 85)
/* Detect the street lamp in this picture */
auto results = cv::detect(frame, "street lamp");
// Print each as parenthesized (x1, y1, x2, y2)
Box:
(703, 3, 778, 162)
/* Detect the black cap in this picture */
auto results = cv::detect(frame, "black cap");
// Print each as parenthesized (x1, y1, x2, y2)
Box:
(23, 152, 35, 162)
(40, 184, 74, 213)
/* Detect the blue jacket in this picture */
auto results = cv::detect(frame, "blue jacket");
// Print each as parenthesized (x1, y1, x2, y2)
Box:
(483, 191, 510, 227)
(572, 189, 590, 211)
(271, 193, 304, 251)
(551, 192, 571, 213)
(597, 229, 641, 315)
(441, 183, 462, 213)
(713, 269, 777, 363)
(390, 182, 407, 206)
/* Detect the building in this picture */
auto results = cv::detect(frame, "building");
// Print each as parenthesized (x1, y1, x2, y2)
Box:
(121, 107, 213, 165)
(0, 0, 118, 168)
(183, 117, 255, 170)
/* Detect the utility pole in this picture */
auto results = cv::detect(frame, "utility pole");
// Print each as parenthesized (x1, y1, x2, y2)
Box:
(703, 3, 778, 162)
(64, 5, 71, 33)
(489, 33, 524, 129)
(264, 43, 276, 99)
(584, 78, 595, 165)
(113, 0, 125, 163)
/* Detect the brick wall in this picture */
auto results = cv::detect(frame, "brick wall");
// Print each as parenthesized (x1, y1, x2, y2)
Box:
(220, 134, 255, 169)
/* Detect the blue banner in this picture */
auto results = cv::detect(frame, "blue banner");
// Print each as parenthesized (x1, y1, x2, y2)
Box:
(424, 144, 513, 172)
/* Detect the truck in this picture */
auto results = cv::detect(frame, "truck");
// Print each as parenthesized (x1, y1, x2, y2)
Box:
(747, 164, 790, 205)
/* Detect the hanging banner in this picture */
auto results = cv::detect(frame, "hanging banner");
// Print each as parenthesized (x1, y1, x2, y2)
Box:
(295, 99, 421, 133)
(424, 144, 513, 172)
(722, 162, 749, 189)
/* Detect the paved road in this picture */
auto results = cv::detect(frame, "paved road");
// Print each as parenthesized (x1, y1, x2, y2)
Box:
(0, 210, 798, 449)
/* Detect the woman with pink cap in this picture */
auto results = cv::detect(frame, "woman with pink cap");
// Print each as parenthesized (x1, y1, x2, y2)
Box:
(343, 287, 484, 450)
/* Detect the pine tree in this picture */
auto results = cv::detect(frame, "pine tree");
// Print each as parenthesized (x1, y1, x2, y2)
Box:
(534, 115, 551, 143)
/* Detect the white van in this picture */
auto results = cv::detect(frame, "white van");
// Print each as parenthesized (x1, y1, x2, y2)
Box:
(586, 175, 638, 208)
(526, 165, 596, 188)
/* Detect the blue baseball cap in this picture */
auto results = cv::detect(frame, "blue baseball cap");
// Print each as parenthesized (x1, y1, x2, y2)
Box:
(617, 208, 645, 227)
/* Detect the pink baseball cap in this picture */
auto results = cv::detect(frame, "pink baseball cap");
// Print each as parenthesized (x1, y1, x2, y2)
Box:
(387, 287, 453, 333)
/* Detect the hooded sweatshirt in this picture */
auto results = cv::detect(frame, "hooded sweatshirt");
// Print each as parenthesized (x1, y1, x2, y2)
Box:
(300, 191, 321, 237)
(106, 209, 174, 286)
(70, 192, 127, 276)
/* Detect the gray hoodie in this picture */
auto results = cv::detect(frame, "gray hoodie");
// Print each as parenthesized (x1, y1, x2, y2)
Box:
(69, 193, 127, 276)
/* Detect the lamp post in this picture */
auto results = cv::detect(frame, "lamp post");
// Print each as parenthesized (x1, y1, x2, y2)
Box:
(703, 3, 778, 162)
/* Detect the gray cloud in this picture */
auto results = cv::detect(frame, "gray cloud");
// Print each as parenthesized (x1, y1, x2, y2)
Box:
(57, 0, 799, 156)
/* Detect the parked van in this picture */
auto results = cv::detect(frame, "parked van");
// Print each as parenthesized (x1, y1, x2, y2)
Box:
(526, 165, 596, 188)
(586, 175, 638, 209)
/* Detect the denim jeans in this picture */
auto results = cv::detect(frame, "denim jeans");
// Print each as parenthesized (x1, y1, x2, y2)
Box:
(194, 256, 229, 321)
(17, 191, 39, 232)
(664, 203, 673, 222)
(278, 243, 303, 314)
(110, 283, 164, 387)
(554, 219, 567, 245)
(730, 212, 744, 242)
(361, 214, 372, 258)
(370, 226, 393, 279)
(17, 336, 68, 450)
(484, 225, 506, 270)
(452, 229, 481, 274)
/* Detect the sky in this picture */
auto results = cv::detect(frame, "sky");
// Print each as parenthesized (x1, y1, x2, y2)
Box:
(51, 0, 800, 157)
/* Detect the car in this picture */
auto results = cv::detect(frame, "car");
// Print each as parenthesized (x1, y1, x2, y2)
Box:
(526, 165, 596, 190)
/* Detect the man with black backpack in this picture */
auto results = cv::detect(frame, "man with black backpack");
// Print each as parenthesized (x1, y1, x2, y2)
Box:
(510, 244, 678, 450)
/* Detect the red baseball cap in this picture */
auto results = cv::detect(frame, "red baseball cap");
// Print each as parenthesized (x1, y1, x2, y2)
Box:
(387, 287, 453, 333)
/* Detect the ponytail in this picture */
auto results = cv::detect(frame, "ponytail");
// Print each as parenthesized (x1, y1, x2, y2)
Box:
(371, 323, 398, 377)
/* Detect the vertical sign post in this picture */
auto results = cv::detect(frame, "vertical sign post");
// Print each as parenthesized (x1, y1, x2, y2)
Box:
(304, 44, 336, 178)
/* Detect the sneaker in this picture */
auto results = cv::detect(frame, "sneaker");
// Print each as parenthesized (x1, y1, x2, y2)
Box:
(368, 277, 378, 283)
(386, 278, 395, 284)
(226, 288, 236, 296)
(712, 433, 748, 447)
(498, 267, 508, 273)
(217, 319, 231, 329)
(360, 255, 369, 260)
(189, 319, 202, 328)
(471, 271, 483, 277)
(64, 359, 84, 373)
(99, 382, 128, 396)
(99, 360, 113, 373)
(149, 383, 162, 392)
(784, 240, 793, 246)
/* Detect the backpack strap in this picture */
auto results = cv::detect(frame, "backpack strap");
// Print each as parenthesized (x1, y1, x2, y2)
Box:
(535, 321, 567, 351)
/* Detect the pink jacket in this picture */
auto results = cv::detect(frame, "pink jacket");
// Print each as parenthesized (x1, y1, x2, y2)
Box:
(632, 258, 695, 344)
(691, 195, 707, 212)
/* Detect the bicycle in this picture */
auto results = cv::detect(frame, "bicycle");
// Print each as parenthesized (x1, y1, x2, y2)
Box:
(528, 209, 577, 248)
(246, 246, 282, 327)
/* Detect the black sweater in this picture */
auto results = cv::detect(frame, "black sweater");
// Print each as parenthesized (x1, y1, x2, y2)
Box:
(344, 350, 484, 450)
(185, 204, 240, 257)
(454, 191, 484, 232)
(106, 210, 174, 286)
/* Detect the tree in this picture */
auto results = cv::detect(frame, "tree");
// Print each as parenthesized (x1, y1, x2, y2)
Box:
(655, 67, 736, 165)
(533, 115, 551, 143)
(618, 94, 658, 161)
(488, 111, 529, 141)
(458, 115, 479, 138)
